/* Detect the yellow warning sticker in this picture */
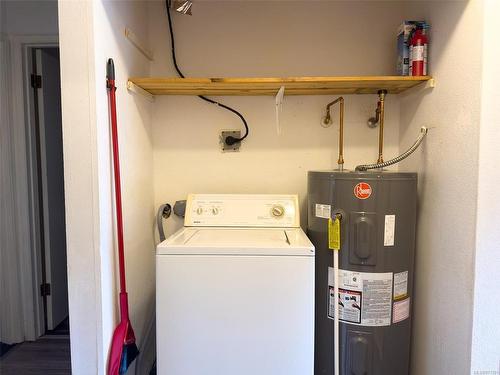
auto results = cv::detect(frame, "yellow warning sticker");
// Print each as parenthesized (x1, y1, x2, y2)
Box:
(328, 217, 341, 251)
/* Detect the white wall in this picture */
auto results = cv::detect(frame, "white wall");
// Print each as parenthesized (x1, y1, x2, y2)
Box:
(59, 0, 154, 373)
(1, 0, 58, 35)
(92, 1, 155, 373)
(149, 1, 408, 235)
(398, 1, 482, 374)
(0, 28, 25, 345)
(58, 1, 101, 372)
(471, 0, 500, 372)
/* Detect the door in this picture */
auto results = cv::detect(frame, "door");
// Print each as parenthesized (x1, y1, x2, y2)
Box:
(32, 47, 69, 331)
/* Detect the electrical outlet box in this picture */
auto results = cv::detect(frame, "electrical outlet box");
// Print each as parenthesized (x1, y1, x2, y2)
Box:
(220, 130, 241, 152)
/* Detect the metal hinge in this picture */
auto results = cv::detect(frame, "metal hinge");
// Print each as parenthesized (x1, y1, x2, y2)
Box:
(31, 74, 42, 89)
(40, 283, 51, 297)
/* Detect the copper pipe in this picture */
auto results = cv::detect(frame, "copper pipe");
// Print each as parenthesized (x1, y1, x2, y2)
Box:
(377, 90, 387, 164)
(324, 97, 345, 170)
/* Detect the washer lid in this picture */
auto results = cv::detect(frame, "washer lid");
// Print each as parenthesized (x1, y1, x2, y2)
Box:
(157, 227, 314, 256)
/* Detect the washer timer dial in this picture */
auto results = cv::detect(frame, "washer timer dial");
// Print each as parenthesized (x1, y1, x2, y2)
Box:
(271, 205, 285, 218)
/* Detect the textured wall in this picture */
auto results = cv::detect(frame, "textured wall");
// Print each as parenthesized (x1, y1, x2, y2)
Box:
(59, 1, 101, 372)
(92, 1, 155, 373)
(471, 0, 500, 372)
(60, 0, 154, 373)
(398, 2, 482, 374)
(2, 0, 58, 35)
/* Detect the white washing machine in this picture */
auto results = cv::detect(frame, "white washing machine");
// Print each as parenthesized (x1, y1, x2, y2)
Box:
(156, 194, 314, 375)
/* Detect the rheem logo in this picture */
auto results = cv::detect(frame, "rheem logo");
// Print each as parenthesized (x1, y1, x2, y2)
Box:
(354, 182, 372, 199)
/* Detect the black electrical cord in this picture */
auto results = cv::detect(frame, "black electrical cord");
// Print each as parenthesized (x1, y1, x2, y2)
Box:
(166, 0, 249, 145)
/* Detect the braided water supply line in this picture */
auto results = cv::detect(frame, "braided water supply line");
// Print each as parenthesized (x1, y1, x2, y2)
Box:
(355, 126, 428, 171)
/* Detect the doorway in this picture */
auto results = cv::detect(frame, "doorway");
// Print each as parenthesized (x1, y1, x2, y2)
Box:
(29, 47, 69, 335)
(0, 44, 71, 374)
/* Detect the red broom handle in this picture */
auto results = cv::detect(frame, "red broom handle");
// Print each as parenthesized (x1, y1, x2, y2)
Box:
(107, 59, 126, 295)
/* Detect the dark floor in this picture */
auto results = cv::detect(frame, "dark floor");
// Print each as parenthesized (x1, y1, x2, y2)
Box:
(46, 317, 70, 336)
(0, 336, 71, 375)
(0, 342, 15, 357)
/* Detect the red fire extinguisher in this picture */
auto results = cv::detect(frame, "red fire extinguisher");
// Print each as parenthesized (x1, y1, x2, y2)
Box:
(409, 25, 428, 76)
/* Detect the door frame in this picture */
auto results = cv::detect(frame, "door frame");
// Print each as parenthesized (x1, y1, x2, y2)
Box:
(10, 34, 59, 340)
(29, 46, 50, 334)
(28, 45, 69, 332)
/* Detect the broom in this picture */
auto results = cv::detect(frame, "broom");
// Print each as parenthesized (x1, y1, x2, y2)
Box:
(106, 58, 139, 375)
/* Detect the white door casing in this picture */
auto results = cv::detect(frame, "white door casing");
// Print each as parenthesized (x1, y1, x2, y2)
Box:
(8, 35, 58, 341)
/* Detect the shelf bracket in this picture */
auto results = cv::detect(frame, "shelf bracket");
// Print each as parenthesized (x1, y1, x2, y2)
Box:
(127, 80, 155, 102)
(275, 86, 285, 135)
(125, 27, 154, 61)
(424, 77, 436, 89)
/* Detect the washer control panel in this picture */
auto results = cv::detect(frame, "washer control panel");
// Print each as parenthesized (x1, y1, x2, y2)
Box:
(184, 194, 300, 227)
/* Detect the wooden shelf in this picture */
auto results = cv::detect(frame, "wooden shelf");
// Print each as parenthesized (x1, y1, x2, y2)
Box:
(127, 76, 433, 96)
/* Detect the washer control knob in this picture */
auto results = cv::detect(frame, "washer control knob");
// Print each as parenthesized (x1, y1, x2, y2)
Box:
(196, 207, 203, 215)
(271, 205, 285, 218)
(212, 207, 219, 215)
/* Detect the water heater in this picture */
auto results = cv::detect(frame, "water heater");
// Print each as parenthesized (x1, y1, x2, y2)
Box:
(308, 171, 417, 375)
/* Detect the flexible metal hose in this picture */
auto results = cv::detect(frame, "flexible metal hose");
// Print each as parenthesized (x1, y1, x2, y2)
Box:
(355, 126, 428, 171)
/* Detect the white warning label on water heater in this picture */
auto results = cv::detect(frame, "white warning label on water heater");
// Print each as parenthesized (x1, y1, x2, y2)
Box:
(328, 268, 393, 326)
(384, 214, 396, 246)
(315, 204, 331, 219)
(393, 298, 410, 323)
(329, 286, 362, 323)
(393, 271, 408, 300)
